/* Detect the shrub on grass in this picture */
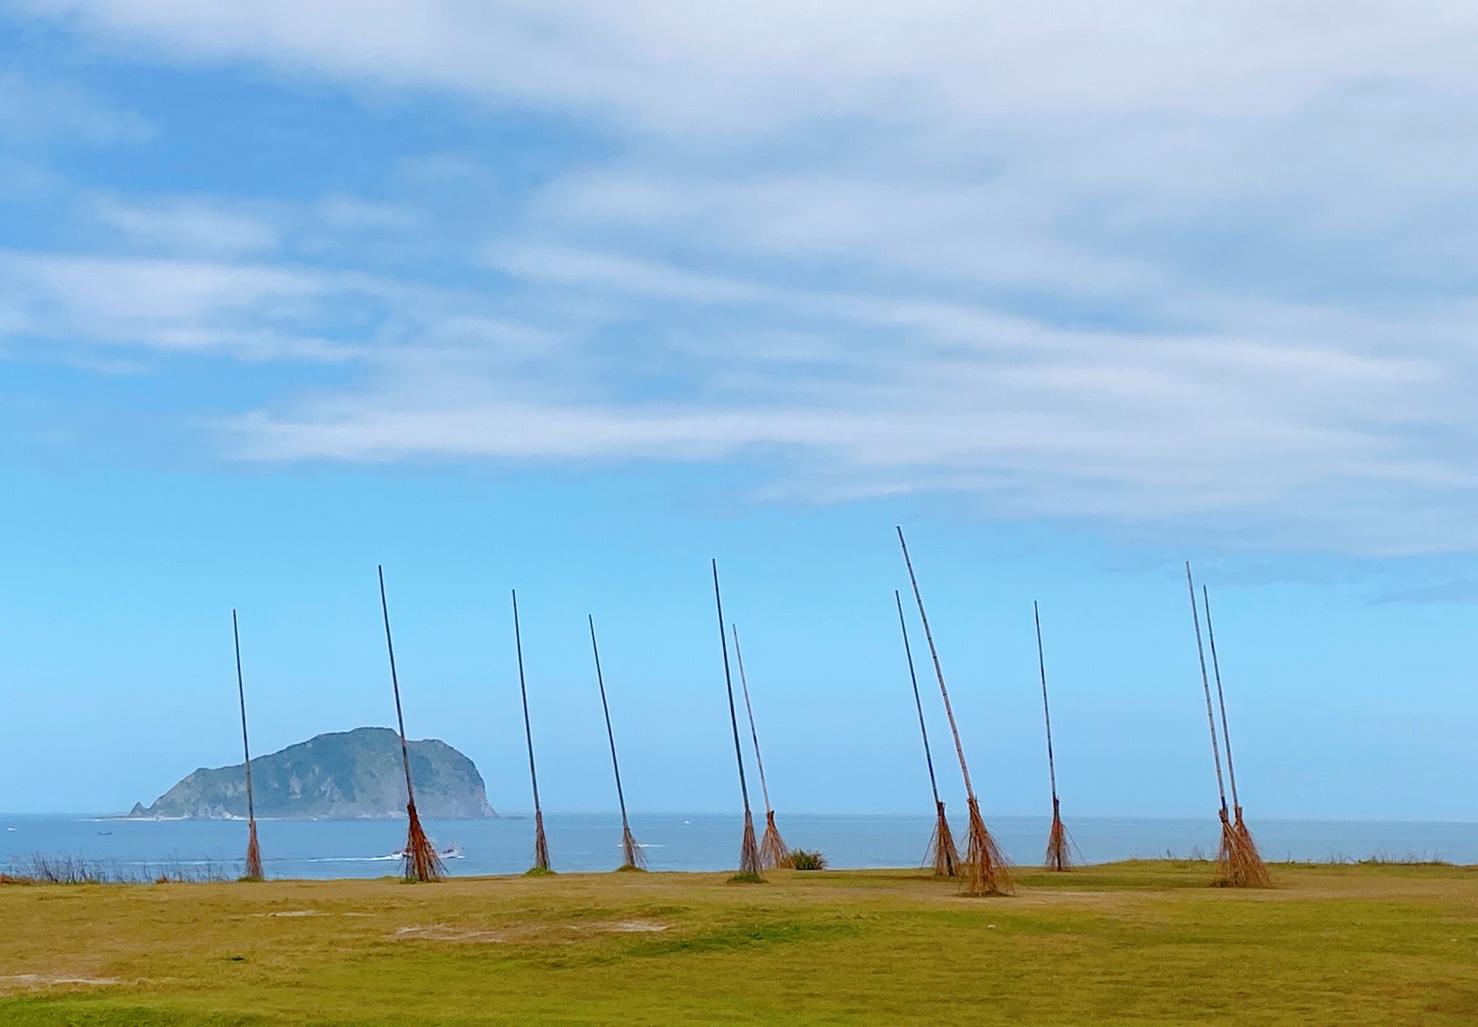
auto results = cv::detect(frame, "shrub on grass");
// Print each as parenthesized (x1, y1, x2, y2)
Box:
(789, 849, 827, 871)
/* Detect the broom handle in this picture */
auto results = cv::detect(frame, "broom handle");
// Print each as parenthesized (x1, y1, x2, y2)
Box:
(1185, 562, 1227, 810)
(588, 615, 631, 835)
(730, 623, 773, 813)
(377, 565, 417, 808)
(894, 589, 942, 809)
(1034, 601, 1059, 805)
(232, 609, 256, 825)
(1202, 585, 1241, 812)
(897, 527, 975, 800)
(712, 560, 754, 816)
(512, 590, 543, 817)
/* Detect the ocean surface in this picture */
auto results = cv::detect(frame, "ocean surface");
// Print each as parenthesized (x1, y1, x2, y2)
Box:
(3, 813, 1475, 879)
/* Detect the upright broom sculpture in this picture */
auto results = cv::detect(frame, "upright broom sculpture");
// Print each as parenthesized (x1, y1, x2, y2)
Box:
(897, 527, 1012, 896)
(1202, 585, 1271, 887)
(512, 590, 551, 873)
(377, 566, 444, 883)
(712, 561, 763, 879)
(894, 589, 959, 877)
(1185, 561, 1242, 888)
(589, 615, 644, 870)
(1034, 602, 1073, 871)
(231, 610, 264, 881)
(731, 624, 791, 869)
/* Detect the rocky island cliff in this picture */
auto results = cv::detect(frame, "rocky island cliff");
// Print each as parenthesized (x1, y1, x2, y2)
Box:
(128, 727, 496, 819)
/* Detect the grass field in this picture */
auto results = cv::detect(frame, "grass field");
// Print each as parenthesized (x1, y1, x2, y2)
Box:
(2, 860, 1475, 1024)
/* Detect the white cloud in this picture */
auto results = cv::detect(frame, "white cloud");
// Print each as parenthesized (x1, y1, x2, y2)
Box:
(85, 195, 280, 254)
(15, 2, 1478, 552)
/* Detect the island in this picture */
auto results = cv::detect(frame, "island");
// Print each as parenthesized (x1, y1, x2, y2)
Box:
(127, 727, 496, 819)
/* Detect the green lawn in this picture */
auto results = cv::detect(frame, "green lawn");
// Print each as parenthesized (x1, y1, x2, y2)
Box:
(3, 861, 1475, 1024)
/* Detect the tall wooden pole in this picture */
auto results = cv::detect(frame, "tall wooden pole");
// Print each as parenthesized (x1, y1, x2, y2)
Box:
(1201, 586, 1240, 813)
(377, 565, 443, 881)
(896, 526, 1011, 895)
(1185, 562, 1228, 813)
(712, 560, 762, 877)
(895, 590, 943, 811)
(895, 588, 959, 877)
(513, 589, 550, 871)
(589, 614, 642, 869)
(232, 609, 263, 880)
(1034, 602, 1059, 808)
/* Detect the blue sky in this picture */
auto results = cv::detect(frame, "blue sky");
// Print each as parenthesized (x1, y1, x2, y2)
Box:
(2, 3, 1476, 819)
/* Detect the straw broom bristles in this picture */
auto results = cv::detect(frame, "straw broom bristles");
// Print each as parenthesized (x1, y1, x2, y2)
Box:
(243, 818, 264, 881)
(738, 809, 764, 876)
(402, 800, 445, 883)
(1044, 797, 1072, 872)
(532, 809, 551, 873)
(926, 800, 961, 877)
(760, 810, 791, 869)
(621, 823, 646, 870)
(1230, 806, 1271, 887)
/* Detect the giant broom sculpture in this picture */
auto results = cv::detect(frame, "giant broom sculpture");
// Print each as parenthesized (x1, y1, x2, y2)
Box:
(1202, 584, 1271, 887)
(589, 615, 643, 870)
(894, 589, 960, 877)
(712, 560, 763, 879)
(1185, 561, 1244, 887)
(377, 566, 444, 883)
(512, 590, 551, 873)
(897, 527, 1012, 896)
(1034, 601, 1073, 871)
(731, 624, 791, 869)
(231, 609, 264, 881)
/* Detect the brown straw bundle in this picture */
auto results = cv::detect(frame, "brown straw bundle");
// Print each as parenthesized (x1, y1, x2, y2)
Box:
(898, 528, 1012, 896)
(712, 561, 764, 881)
(894, 590, 959, 876)
(402, 799, 445, 883)
(1044, 797, 1071, 872)
(243, 818, 263, 882)
(926, 801, 961, 877)
(231, 610, 265, 882)
(377, 566, 444, 883)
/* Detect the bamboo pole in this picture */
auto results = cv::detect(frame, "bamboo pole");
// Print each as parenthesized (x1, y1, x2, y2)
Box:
(589, 615, 643, 870)
(1034, 602, 1071, 870)
(731, 623, 790, 868)
(1201, 584, 1270, 886)
(1185, 561, 1238, 885)
(513, 589, 550, 872)
(894, 589, 959, 877)
(231, 609, 263, 881)
(377, 565, 443, 882)
(712, 560, 762, 878)
(896, 527, 1011, 896)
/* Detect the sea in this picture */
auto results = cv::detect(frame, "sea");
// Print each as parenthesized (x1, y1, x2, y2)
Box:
(3, 813, 1475, 879)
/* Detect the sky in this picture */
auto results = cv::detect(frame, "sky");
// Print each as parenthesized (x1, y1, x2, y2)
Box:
(2, 2, 1476, 820)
